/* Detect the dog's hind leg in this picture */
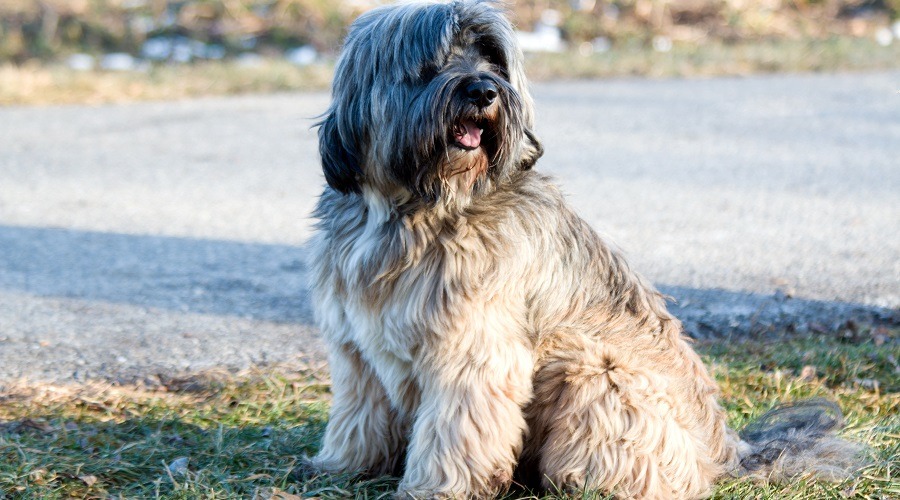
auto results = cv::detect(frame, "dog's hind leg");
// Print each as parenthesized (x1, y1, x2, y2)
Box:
(308, 343, 408, 477)
(529, 342, 727, 500)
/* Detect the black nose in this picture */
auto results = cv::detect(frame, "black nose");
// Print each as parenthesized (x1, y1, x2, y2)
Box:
(466, 80, 498, 108)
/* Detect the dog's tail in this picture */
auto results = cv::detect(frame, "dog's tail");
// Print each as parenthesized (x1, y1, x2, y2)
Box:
(730, 399, 867, 482)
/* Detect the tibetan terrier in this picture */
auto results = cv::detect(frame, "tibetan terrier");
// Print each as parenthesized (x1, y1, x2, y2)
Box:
(305, 1, 862, 498)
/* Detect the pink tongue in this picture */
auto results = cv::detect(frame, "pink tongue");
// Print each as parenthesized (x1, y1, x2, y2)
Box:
(455, 120, 482, 148)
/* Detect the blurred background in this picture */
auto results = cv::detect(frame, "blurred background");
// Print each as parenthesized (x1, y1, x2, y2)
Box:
(2, 0, 899, 104)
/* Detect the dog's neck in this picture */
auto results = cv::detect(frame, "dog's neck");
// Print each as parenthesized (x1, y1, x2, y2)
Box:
(361, 186, 402, 227)
(360, 179, 507, 227)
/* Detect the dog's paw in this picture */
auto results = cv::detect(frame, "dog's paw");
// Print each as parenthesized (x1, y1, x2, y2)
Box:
(487, 468, 513, 496)
(395, 469, 511, 499)
(394, 489, 451, 500)
(288, 456, 324, 482)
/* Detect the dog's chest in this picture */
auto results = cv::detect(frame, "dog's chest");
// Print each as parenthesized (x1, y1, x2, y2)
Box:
(339, 232, 445, 354)
(313, 197, 517, 407)
(314, 212, 456, 399)
(341, 270, 428, 361)
(344, 238, 462, 412)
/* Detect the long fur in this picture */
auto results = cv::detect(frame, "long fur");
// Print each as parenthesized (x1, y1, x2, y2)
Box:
(306, 1, 865, 498)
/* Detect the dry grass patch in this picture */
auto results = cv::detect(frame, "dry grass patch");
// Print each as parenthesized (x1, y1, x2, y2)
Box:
(525, 37, 900, 79)
(0, 60, 332, 106)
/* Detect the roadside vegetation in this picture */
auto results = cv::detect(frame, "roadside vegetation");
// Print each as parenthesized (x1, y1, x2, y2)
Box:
(1, 1, 900, 105)
(0, 59, 332, 105)
(3, 36, 900, 105)
(0, 327, 896, 499)
(2, 1, 898, 62)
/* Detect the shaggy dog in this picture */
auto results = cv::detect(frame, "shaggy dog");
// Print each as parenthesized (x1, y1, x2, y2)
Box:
(306, 1, 862, 498)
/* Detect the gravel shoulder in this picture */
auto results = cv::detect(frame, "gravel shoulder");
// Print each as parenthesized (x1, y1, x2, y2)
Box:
(1, 72, 898, 383)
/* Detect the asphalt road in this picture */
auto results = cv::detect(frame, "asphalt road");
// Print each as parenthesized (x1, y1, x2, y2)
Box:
(1, 71, 898, 384)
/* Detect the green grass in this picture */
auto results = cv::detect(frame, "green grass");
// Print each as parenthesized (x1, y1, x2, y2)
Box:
(0, 329, 897, 499)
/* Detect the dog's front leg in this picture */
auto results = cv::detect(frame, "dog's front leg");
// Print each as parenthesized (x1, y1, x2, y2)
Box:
(397, 320, 533, 499)
(309, 343, 407, 477)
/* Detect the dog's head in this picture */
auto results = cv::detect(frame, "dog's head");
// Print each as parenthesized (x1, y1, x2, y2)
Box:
(319, 0, 543, 207)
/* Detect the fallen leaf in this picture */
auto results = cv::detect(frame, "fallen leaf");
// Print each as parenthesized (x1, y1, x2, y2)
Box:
(272, 491, 304, 500)
(20, 419, 53, 432)
(809, 322, 828, 334)
(853, 378, 880, 392)
(79, 475, 98, 487)
(167, 457, 189, 476)
(255, 488, 304, 500)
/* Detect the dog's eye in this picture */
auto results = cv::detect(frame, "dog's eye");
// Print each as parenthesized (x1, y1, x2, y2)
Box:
(483, 60, 509, 80)
(479, 44, 509, 79)
(491, 63, 509, 80)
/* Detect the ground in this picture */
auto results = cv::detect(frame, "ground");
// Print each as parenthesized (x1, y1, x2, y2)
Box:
(1, 72, 896, 383)
(0, 72, 897, 498)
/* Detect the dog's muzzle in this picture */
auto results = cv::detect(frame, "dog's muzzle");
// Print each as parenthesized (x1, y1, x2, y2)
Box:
(452, 79, 499, 151)
(466, 79, 498, 108)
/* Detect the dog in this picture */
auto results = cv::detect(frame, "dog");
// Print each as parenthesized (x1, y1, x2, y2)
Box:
(305, 1, 863, 498)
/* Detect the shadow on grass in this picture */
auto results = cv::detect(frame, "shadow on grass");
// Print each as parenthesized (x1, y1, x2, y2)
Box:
(0, 368, 340, 498)
(0, 409, 588, 499)
(0, 414, 328, 498)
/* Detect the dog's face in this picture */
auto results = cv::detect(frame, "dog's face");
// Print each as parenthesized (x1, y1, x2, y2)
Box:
(319, 0, 543, 206)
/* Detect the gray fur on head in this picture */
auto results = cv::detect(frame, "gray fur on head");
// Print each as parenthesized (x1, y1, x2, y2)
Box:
(318, 0, 543, 204)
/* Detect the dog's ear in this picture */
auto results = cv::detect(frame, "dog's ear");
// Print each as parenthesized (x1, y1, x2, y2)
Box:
(519, 128, 543, 170)
(318, 111, 363, 194)
(504, 33, 542, 170)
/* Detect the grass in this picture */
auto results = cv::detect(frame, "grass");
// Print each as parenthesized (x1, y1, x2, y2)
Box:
(525, 37, 900, 80)
(0, 328, 897, 499)
(2, 37, 899, 106)
(0, 60, 334, 106)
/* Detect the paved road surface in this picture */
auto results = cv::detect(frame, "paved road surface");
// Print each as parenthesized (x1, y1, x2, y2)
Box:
(1, 71, 898, 383)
